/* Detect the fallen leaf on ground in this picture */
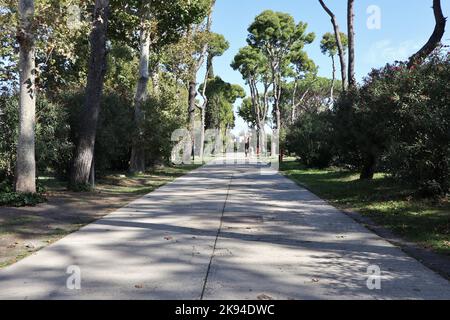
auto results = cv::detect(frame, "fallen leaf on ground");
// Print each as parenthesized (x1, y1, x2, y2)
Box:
(257, 294, 274, 300)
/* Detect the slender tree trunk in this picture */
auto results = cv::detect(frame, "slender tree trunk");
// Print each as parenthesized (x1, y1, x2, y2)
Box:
(70, 0, 110, 188)
(271, 71, 282, 161)
(407, 0, 447, 68)
(198, 57, 212, 163)
(318, 0, 348, 91)
(291, 80, 297, 123)
(199, 107, 206, 162)
(130, 26, 151, 173)
(347, 0, 356, 88)
(89, 155, 95, 189)
(188, 79, 197, 159)
(330, 54, 336, 104)
(15, 0, 36, 193)
(187, 1, 215, 161)
(274, 111, 280, 160)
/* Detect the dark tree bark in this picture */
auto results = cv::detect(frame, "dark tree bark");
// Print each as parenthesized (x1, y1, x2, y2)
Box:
(188, 79, 197, 158)
(330, 54, 336, 104)
(408, 0, 447, 68)
(70, 0, 110, 188)
(318, 0, 348, 91)
(360, 152, 377, 180)
(346, 1, 356, 86)
(347, 0, 356, 88)
(15, 0, 36, 193)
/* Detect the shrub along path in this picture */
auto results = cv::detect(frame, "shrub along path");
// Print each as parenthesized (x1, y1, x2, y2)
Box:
(0, 158, 449, 299)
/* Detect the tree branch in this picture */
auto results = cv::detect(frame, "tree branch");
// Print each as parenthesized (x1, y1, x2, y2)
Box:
(407, 0, 447, 68)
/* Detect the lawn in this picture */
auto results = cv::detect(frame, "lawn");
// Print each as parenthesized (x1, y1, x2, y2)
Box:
(0, 164, 201, 268)
(280, 159, 450, 255)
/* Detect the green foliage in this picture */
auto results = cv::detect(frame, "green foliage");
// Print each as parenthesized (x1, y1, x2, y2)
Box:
(205, 77, 245, 131)
(208, 33, 230, 58)
(0, 94, 18, 180)
(0, 179, 46, 207)
(35, 98, 74, 177)
(383, 54, 450, 196)
(320, 32, 348, 57)
(0, 191, 46, 207)
(231, 46, 268, 81)
(247, 10, 314, 52)
(237, 97, 257, 128)
(0, 95, 73, 180)
(332, 52, 450, 196)
(286, 112, 334, 168)
(65, 91, 134, 173)
(109, 0, 212, 49)
(141, 75, 189, 165)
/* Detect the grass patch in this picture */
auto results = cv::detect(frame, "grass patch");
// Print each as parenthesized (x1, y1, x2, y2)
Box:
(280, 159, 450, 255)
(0, 192, 46, 207)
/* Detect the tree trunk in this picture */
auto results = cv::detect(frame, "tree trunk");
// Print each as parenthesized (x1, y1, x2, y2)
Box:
(347, 0, 356, 88)
(318, 0, 348, 91)
(360, 152, 377, 180)
(272, 76, 282, 161)
(70, 0, 110, 188)
(330, 54, 336, 104)
(274, 110, 281, 161)
(130, 26, 151, 173)
(407, 0, 446, 68)
(291, 80, 297, 123)
(187, 1, 215, 161)
(89, 155, 95, 189)
(206, 54, 214, 79)
(188, 79, 197, 160)
(15, 0, 36, 193)
(199, 107, 206, 162)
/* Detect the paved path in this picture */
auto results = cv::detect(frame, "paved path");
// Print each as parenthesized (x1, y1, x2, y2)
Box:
(0, 159, 449, 299)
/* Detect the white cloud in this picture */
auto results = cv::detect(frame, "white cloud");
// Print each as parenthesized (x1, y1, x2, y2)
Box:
(364, 40, 421, 65)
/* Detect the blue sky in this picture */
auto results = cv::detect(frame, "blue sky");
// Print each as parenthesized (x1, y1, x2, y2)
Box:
(205, 0, 450, 132)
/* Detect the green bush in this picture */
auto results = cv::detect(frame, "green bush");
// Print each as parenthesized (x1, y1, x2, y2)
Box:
(36, 98, 74, 178)
(0, 191, 46, 207)
(286, 111, 334, 168)
(0, 94, 73, 180)
(332, 51, 450, 195)
(0, 94, 18, 181)
(95, 94, 134, 172)
(141, 79, 188, 166)
(383, 54, 450, 196)
(65, 91, 134, 174)
(0, 178, 46, 207)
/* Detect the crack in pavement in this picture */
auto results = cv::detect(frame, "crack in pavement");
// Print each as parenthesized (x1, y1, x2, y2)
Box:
(200, 172, 234, 300)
